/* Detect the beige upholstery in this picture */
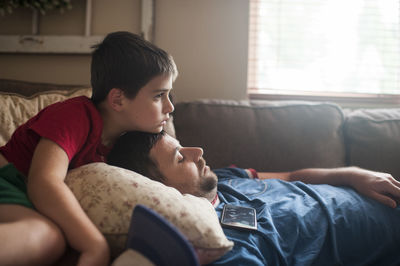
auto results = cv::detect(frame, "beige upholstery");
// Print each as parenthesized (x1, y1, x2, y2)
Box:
(174, 99, 346, 171)
(345, 108, 400, 179)
(0, 87, 92, 146)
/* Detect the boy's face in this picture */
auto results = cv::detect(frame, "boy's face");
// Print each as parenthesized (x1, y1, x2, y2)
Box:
(122, 74, 174, 133)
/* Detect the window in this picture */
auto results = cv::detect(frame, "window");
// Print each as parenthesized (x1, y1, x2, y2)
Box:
(248, 0, 400, 102)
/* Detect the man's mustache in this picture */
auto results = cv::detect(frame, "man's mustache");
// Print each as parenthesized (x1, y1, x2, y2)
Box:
(197, 157, 206, 175)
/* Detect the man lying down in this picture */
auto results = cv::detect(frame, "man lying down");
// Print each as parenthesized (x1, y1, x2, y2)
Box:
(107, 131, 400, 266)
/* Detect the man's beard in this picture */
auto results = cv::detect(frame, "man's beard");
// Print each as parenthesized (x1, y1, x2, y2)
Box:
(194, 171, 218, 200)
(199, 171, 218, 193)
(195, 157, 218, 198)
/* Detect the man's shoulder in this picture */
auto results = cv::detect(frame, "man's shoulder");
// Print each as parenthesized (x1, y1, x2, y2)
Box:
(214, 167, 249, 180)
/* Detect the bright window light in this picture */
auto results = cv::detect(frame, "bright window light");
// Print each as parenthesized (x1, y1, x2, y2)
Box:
(248, 0, 400, 95)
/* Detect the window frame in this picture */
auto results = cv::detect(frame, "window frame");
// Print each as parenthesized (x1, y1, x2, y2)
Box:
(248, 89, 400, 107)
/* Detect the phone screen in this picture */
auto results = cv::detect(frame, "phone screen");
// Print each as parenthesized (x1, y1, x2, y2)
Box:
(221, 204, 257, 230)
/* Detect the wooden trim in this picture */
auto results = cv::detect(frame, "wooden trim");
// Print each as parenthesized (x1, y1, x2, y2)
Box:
(84, 0, 92, 37)
(0, 0, 154, 53)
(141, 0, 154, 42)
(248, 89, 400, 106)
(32, 10, 39, 35)
(0, 35, 104, 54)
(0, 0, 101, 54)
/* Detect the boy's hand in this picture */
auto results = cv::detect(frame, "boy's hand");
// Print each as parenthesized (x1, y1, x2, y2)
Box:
(77, 237, 110, 266)
(347, 167, 400, 208)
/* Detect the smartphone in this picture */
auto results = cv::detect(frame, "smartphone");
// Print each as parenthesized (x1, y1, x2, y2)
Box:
(220, 204, 257, 231)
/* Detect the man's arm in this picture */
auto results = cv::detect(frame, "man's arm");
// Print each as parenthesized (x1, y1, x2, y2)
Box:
(257, 167, 400, 208)
(27, 138, 109, 266)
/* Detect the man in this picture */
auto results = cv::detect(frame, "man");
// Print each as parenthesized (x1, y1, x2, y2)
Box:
(108, 131, 400, 266)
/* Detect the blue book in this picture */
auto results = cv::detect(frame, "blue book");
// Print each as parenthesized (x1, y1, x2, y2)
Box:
(126, 204, 199, 266)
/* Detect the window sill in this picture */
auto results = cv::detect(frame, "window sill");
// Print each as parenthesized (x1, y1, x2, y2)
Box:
(248, 89, 400, 109)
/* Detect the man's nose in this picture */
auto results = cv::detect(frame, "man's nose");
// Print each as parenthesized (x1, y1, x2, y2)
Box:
(182, 147, 203, 162)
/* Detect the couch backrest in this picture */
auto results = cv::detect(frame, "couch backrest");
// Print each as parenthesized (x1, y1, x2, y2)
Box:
(0, 79, 87, 97)
(174, 99, 346, 172)
(0, 80, 92, 146)
(345, 108, 400, 179)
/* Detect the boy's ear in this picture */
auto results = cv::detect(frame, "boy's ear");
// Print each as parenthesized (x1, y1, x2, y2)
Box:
(107, 88, 125, 111)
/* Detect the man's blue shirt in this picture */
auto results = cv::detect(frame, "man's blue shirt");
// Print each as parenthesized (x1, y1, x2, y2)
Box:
(211, 168, 400, 266)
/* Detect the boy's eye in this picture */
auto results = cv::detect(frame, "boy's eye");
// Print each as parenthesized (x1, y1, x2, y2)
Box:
(154, 92, 164, 98)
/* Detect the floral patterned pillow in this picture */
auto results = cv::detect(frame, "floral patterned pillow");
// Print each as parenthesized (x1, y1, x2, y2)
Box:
(65, 162, 233, 263)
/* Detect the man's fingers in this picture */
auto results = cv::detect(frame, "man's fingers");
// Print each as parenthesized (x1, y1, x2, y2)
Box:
(379, 179, 400, 203)
(371, 192, 397, 209)
(390, 177, 400, 188)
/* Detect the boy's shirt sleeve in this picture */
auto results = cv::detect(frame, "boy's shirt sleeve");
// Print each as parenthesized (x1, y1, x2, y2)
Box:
(29, 99, 92, 161)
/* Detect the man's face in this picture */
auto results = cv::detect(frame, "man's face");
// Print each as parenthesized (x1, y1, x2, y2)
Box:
(149, 134, 218, 200)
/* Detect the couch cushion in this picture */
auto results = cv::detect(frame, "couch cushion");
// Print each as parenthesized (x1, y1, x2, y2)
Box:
(0, 87, 92, 146)
(345, 108, 400, 180)
(174, 99, 346, 171)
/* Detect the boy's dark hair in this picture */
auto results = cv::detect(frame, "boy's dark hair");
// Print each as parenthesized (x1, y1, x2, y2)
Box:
(90, 31, 178, 104)
(107, 130, 166, 182)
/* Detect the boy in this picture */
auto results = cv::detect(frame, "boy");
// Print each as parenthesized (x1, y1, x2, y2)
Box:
(0, 31, 177, 265)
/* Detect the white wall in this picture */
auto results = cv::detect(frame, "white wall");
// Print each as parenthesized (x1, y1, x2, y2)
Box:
(0, 0, 249, 101)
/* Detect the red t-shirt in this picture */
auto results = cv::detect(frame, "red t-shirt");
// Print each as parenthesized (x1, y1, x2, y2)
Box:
(0, 96, 109, 176)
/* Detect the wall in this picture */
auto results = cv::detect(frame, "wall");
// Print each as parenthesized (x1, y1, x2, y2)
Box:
(154, 0, 249, 101)
(0, 0, 249, 101)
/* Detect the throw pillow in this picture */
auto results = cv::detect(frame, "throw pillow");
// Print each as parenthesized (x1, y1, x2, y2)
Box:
(65, 162, 234, 263)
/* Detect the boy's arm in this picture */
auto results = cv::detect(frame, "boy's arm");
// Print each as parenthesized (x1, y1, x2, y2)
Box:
(258, 167, 400, 208)
(27, 138, 109, 266)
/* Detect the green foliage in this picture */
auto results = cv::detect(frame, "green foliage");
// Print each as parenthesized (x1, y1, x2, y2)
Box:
(0, 0, 72, 16)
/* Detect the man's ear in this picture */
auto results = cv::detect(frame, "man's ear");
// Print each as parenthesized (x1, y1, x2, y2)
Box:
(107, 88, 125, 111)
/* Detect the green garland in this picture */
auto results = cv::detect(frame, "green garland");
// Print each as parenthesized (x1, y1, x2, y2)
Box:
(0, 0, 72, 16)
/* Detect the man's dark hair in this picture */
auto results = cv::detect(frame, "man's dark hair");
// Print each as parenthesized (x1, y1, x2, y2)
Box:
(90, 31, 178, 104)
(107, 130, 166, 182)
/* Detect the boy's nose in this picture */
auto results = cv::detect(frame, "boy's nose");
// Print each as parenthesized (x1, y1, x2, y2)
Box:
(182, 147, 203, 162)
(163, 97, 174, 114)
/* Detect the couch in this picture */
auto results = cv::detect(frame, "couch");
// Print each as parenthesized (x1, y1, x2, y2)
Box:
(173, 99, 400, 181)
(1, 78, 400, 265)
(3, 79, 399, 179)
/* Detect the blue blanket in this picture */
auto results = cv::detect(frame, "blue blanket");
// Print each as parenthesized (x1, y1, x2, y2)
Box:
(211, 168, 400, 266)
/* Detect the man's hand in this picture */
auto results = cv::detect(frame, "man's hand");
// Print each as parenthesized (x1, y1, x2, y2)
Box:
(345, 167, 400, 208)
(259, 166, 400, 208)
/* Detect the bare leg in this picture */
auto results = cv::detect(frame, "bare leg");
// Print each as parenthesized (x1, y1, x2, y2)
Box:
(0, 204, 66, 266)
